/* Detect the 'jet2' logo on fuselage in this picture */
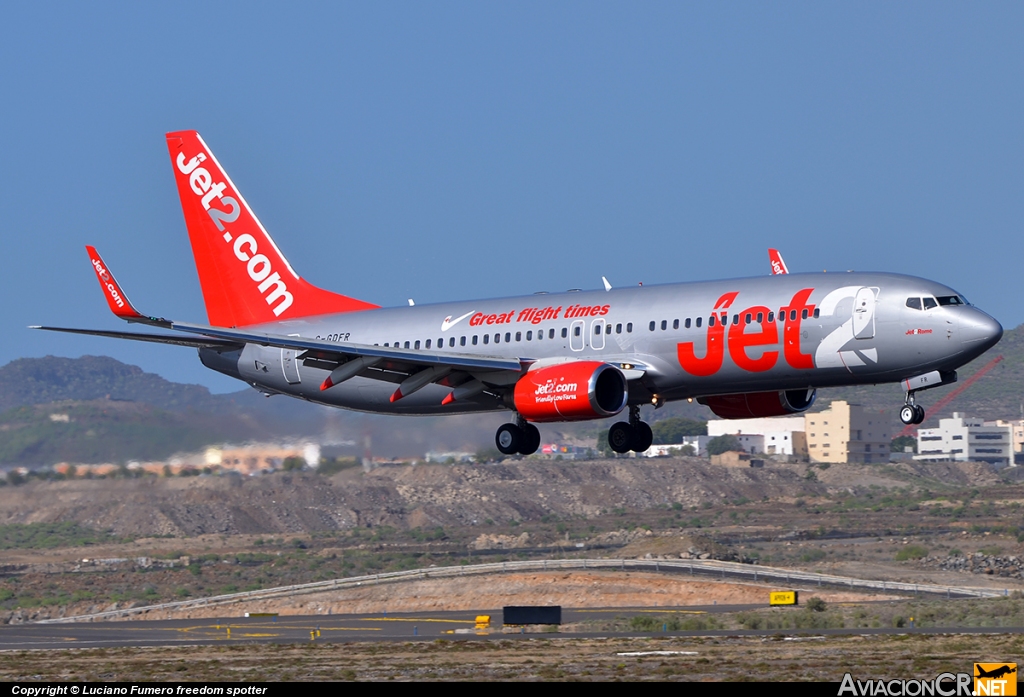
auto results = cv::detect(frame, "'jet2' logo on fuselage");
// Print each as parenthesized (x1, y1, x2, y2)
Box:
(176, 150, 293, 317)
(677, 288, 816, 376)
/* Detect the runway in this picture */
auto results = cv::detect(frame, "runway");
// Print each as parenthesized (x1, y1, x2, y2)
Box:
(2, 606, 1023, 650)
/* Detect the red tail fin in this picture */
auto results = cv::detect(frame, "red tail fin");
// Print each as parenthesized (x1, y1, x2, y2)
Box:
(166, 131, 378, 327)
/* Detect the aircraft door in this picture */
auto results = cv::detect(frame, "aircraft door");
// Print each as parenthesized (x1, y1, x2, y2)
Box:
(570, 319, 585, 351)
(281, 334, 302, 384)
(852, 287, 877, 340)
(591, 319, 606, 350)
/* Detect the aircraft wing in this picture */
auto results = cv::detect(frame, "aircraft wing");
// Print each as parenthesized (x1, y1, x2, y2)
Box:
(169, 321, 525, 373)
(30, 326, 244, 349)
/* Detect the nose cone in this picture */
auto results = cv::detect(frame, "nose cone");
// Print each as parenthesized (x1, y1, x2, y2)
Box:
(961, 310, 1003, 352)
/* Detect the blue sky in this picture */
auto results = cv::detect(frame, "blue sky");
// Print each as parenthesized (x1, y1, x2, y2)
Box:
(2, 3, 1021, 391)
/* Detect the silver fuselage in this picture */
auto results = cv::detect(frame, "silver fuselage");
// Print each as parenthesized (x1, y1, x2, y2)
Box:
(199, 271, 1002, 416)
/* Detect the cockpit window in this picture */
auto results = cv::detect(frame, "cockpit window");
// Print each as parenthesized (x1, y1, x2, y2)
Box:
(937, 295, 966, 306)
(906, 297, 922, 310)
(923, 297, 937, 310)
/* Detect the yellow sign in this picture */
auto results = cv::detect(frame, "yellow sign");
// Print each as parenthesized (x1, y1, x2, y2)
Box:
(769, 591, 798, 606)
(975, 664, 1017, 696)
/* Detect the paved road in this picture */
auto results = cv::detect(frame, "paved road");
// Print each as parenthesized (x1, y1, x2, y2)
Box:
(2, 607, 1023, 650)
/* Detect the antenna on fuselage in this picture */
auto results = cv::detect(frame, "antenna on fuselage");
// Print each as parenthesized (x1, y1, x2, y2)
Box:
(602, 276, 612, 291)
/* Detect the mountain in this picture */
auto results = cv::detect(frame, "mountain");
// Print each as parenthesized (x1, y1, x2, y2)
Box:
(0, 319, 1016, 466)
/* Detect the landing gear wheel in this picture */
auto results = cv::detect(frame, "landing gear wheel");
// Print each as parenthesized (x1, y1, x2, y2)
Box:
(519, 423, 541, 455)
(913, 405, 926, 425)
(899, 405, 916, 425)
(495, 423, 523, 455)
(608, 422, 633, 454)
(630, 421, 653, 453)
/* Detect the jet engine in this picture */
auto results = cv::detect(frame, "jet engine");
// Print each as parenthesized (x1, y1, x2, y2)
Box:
(510, 361, 628, 422)
(698, 389, 816, 419)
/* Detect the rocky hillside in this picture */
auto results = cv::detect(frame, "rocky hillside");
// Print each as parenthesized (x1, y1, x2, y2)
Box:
(0, 458, 825, 537)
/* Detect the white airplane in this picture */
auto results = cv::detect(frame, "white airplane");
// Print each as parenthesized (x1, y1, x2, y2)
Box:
(36, 131, 1003, 456)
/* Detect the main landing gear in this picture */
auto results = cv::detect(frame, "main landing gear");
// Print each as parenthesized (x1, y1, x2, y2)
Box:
(899, 392, 926, 425)
(495, 416, 541, 456)
(608, 405, 653, 454)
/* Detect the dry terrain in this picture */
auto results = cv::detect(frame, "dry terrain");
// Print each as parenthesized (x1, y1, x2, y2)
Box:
(1, 633, 1020, 682)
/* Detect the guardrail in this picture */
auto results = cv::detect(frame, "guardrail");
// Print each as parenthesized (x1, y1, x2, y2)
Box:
(36, 558, 1013, 624)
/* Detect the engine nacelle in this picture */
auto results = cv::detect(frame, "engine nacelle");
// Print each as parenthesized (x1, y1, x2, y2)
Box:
(511, 361, 628, 422)
(698, 389, 816, 419)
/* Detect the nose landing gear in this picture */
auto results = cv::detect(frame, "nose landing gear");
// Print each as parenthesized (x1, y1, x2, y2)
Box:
(608, 405, 653, 454)
(899, 393, 925, 425)
(495, 415, 541, 456)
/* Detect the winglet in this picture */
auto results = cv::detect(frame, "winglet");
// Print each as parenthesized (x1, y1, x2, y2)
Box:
(768, 248, 789, 275)
(85, 246, 167, 326)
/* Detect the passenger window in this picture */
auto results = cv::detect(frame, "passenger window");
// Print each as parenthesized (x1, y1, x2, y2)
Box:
(415, 340, 421, 349)
(790, 310, 797, 321)
(673, 319, 679, 330)
(696, 317, 702, 328)
(906, 297, 922, 310)
(538, 330, 543, 340)
(561, 328, 567, 338)
(709, 315, 716, 327)
(616, 323, 622, 334)
(813, 308, 819, 319)
(472, 335, 478, 345)
(756, 312, 763, 323)
(626, 323, 632, 332)
(649, 321, 655, 331)
(573, 326, 580, 337)
(526, 331, 532, 340)
(505, 332, 511, 343)
(767, 312, 774, 322)
(515, 332, 521, 341)
(745, 313, 752, 325)
(549, 329, 555, 339)
(483, 334, 489, 344)
(661, 320, 667, 330)
(606, 324, 612, 334)
(425, 340, 431, 349)
(923, 297, 937, 310)
(383, 342, 389, 347)
(722, 314, 728, 326)
(801, 309, 808, 319)
(494, 333, 500, 344)
(594, 325, 601, 335)
(404, 341, 410, 349)
(685, 318, 691, 329)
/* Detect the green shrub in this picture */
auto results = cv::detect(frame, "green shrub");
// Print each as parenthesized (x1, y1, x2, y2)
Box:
(895, 545, 929, 561)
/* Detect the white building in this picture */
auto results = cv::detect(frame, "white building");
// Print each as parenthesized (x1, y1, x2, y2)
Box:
(914, 413, 1013, 468)
(707, 416, 805, 456)
(643, 435, 712, 458)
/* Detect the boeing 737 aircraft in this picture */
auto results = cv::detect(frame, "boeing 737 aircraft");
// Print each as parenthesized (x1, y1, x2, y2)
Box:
(36, 131, 1003, 456)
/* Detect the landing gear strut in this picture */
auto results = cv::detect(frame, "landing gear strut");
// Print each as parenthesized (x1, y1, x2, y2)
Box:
(899, 393, 925, 425)
(608, 405, 653, 454)
(495, 414, 541, 456)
